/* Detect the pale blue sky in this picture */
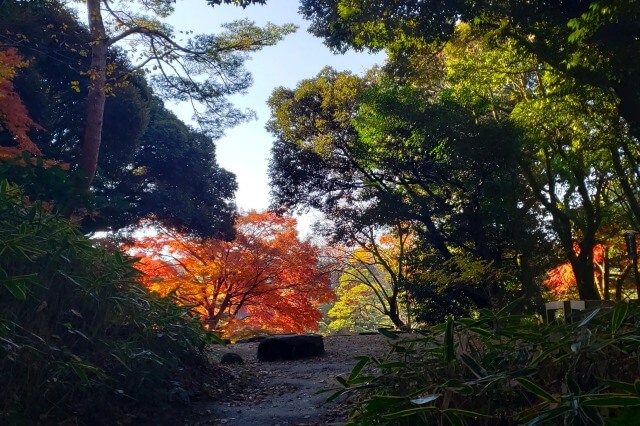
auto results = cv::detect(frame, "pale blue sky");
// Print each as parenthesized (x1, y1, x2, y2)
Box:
(165, 1, 384, 218)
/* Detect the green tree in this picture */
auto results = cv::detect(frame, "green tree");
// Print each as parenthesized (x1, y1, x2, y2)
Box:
(268, 67, 539, 308)
(1, 0, 295, 190)
(442, 25, 624, 300)
(0, 1, 240, 237)
(330, 223, 414, 329)
(299, 0, 640, 142)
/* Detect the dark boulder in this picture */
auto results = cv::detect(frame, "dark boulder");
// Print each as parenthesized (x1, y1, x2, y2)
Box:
(220, 352, 244, 365)
(257, 334, 324, 361)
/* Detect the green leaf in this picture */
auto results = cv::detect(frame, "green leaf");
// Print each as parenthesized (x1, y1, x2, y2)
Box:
(70, 363, 89, 384)
(515, 378, 557, 403)
(378, 328, 399, 339)
(598, 378, 636, 394)
(381, 406, 437, 419)
(580, 405, 604, 425)
(335, 375, 349, 388)
(349, 356, 370, 381)
(3, 279, 27, 300)
(324, 389, 346, 403)
(510, 367, 538, 379)
(460, 353, 486, 379)
(581, 396, 640, 407)
(528, 406, 572, 425)
(577, 308, 601, 327)
(443, 318, 455, 361)
(443, 409, 491, 418)
(443, 410, 464, 426)
(611, 303, 629, 336)
(496, 297, 523, 317)
(567, 375, 581, 395)
(442, 379, 474, 396)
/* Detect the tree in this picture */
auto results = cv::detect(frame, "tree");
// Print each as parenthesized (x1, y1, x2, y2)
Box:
(88, 97, 238, 237)
(545, 239, 636, 301)
(0, 1, 239, 237)
(441, 24, 623, 300)
(330, 223, 414, 329)
(0, 48, 41, 159)
(299, 0, 640, 142)
(327, 281, 393, 333)
(1, 0, 295, 189)
(132, 212, 335, 335)
(268, 67, 540, 307)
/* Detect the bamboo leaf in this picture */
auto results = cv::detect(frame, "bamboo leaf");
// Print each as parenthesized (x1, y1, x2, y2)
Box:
(410, 395, 439, 405)
(577, 308, 601, 327)
(444, 318, 455, 361)
(378, 328, 399, 339)
(381, 406, 437, 419)
(335, 375, 349, 388)
(581, 396, 640, 407)
(443, 410, 464, 426)
(443, 408, 491, 418)
(515, 378, 557, 403)
(611, 303, 629, 336)
(3, 279, 26, 300)
(598, 378, 636, 394)
(460, 353, 486, 379)
(348, 356, 370, 381)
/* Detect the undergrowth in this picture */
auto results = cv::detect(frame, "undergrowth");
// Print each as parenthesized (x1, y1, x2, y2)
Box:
(0, 180, 217, 424)
(333, 300, 640, 425)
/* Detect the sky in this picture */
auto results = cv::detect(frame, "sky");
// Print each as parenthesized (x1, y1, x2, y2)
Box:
(164, 1, 385, 233)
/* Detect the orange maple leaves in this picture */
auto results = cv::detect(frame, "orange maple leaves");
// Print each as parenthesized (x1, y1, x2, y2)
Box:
(543, 243, 607, 298)
(131, 212, 335, 336)
(0, 49, 42, 159)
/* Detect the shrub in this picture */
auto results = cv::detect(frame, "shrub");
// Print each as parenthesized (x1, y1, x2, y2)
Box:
(331, 300, 640, 425)
(0, 180, 213, 423)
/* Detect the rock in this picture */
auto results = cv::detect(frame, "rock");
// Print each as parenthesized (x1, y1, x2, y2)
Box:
(220, 352, 244, 365)
(257, 334, 325, 361)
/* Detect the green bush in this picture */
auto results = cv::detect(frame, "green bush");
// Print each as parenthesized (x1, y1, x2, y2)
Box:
(0, 180, 213, 423)
(332, 300, 640, 425)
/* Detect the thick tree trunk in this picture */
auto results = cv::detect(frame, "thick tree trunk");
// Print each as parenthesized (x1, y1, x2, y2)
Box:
(80, 0, 107, 189)
(570, 253, 600, 300)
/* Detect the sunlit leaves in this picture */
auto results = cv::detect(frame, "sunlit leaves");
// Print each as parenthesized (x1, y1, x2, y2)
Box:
(132, 212, 335, 336)
(0, 49, 42, 157)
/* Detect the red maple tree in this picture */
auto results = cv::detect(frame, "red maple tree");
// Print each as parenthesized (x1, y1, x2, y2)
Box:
(0, 49, 42, 159)
(544, 243, 613, 299)
(131, 212, 335, 336)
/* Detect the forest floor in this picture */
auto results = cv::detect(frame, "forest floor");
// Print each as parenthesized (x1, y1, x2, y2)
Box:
(184, 334, 395, 426)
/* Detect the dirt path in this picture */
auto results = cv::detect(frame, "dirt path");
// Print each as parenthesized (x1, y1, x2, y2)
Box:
(189, 334, 393, 425)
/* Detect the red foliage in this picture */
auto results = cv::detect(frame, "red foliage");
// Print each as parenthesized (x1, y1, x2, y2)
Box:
(543, 243, 606, 298)
(131, 212, 335, 336)
(0, 49, 42, 158)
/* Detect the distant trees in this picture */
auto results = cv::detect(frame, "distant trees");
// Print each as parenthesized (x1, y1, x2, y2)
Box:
(327, 225, 413, 330)
(132, 212, 335, 335)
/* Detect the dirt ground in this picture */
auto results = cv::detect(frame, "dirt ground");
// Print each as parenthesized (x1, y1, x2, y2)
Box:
(186, 334, 395, 426)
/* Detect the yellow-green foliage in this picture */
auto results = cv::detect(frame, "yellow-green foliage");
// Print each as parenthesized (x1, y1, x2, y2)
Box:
(327, 282, 393, 333)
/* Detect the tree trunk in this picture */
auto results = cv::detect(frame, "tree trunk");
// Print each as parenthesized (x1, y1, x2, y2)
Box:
(387, 295, 405, 329)
(80, 0, 107, 189)
(570, 254, 600, 300)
